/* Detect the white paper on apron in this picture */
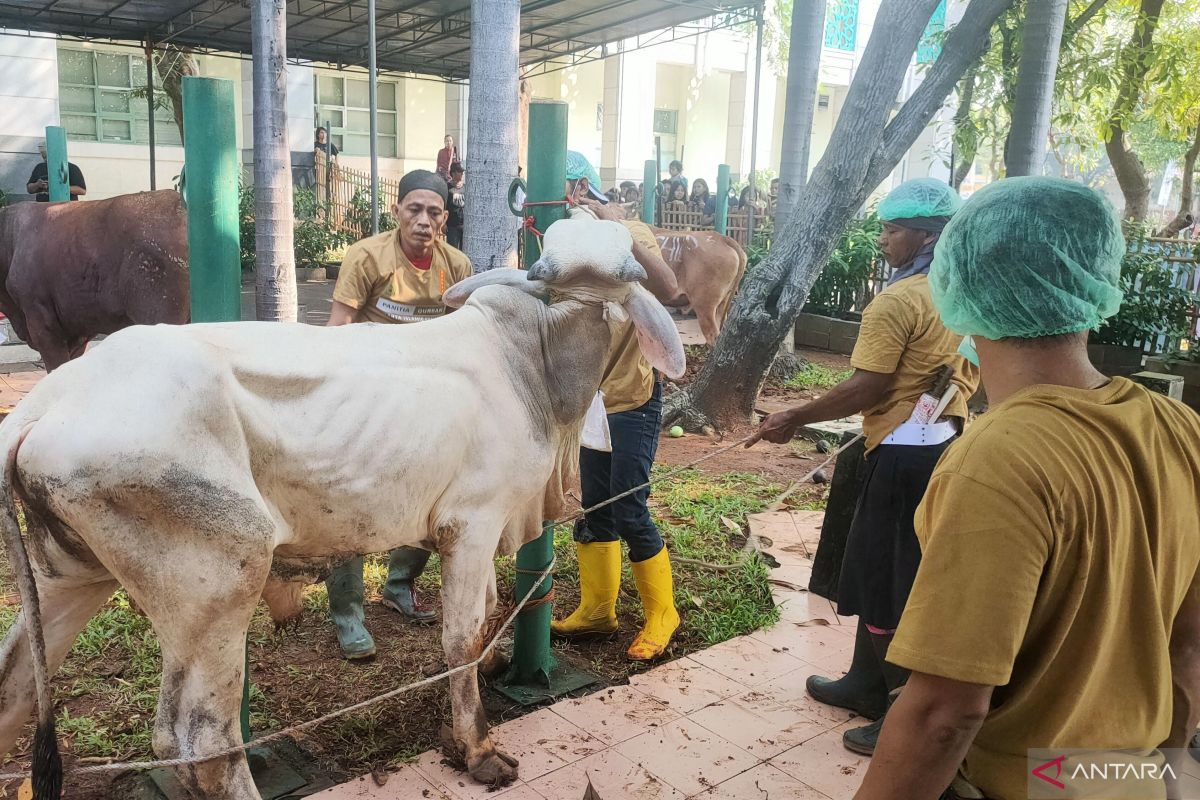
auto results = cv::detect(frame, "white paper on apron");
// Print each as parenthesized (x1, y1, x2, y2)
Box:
(580, 390, 612, 452)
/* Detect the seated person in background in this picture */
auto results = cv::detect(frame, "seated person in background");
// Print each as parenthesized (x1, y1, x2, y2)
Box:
(605, 188, 622, 204)
(619, 181, 639, 204)
(688, 179, 711, 212)
(445, 162, 465, 249)
(854, 177, 1200, 800)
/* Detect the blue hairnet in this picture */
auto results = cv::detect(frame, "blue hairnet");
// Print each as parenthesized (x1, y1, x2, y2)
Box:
(878, 178, 963, 222)
(929, 177, 1126, 339)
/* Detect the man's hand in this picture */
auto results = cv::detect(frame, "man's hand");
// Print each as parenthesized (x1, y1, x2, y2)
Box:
(747, 408, 802, 447)
(578, 196, 623, 222)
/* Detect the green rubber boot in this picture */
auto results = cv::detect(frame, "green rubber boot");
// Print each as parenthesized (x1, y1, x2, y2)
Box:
(326, 556, 376, 660)
(381, 547, 437, 624)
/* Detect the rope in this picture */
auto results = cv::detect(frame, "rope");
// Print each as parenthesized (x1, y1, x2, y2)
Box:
(0, 427, 859, 783)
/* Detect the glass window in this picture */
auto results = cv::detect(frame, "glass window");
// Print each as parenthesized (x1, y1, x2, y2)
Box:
(824, 0, 859, 51)
(314, 73, 401, 157)
(56, 47, 181, 146)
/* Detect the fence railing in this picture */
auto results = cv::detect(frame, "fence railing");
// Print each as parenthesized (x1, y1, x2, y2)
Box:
(315, 152, 401, 240)
(656, 204, 769, 246)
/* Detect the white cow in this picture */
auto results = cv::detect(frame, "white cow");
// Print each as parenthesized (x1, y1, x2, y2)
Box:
(0, 218, 685, 799)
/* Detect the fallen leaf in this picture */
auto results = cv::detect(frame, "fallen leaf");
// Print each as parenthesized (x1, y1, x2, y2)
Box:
(371, 766, 389, 786)
(582, 774, 604, 799)
(794, 618, 832, 627)
(689, 594, 706, 609)
(768, 579, 806, 591)
(719, 516, 741, 533)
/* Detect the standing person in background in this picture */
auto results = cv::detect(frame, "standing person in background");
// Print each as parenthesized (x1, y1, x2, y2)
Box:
(314, 126, 340, 215)
(445, 162, 466, 249)
(667, 160, 688, 195)
(323, 169, 474, 660)
(26, 140, 86, 202)
(436, 135, 459, 182)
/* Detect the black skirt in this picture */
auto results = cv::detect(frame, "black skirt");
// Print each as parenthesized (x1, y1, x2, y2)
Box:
(835, 440, 954, 629)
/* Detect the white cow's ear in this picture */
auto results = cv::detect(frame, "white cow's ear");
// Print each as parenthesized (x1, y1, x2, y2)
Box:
(623, 284, 686, 379)
(443, 268, 550, 308)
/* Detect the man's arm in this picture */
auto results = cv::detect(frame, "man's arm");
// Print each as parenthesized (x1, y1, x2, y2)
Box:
(855, 672, 992, 800)
(327, 300, 357, 327)
(1164, 569, 1200, 798)
(69, 164, 86, 197)
(747, 368, 893, 446)
(26, 168, 44, 195)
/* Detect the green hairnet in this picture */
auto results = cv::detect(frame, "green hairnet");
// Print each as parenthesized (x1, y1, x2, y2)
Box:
(878, 178, 963, 222)
(565, 150, 600, 187)
(929, 177, 1126, 340)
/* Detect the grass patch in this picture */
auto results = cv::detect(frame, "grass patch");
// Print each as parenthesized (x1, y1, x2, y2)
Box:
(785, 362, 853, 390)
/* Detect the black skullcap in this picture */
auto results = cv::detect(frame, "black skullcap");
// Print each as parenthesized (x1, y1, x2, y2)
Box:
(397, 169, 448, 206)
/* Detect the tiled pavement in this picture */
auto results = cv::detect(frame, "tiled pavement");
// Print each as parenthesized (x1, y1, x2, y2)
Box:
(316, 510, 874, 800)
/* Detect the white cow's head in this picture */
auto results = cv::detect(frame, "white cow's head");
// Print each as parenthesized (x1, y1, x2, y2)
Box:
(444, 217, 685, 379)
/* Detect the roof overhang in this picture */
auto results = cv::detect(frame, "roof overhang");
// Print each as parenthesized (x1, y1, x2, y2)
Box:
(0, 0, 759, 80)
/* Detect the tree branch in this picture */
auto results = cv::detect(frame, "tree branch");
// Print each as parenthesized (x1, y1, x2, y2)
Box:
(1063, 0, 1108, 41)
(863, 0, 1016, 197)
(1158, 120, 1200, 237)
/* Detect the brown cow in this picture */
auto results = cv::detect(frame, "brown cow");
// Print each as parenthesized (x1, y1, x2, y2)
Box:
(0, 190, 189, 371)
(653, 228, 747, 346)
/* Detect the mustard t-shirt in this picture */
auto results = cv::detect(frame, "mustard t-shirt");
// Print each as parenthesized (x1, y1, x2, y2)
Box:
(889, 378, 1200, 800)
(850, 274, 979, 451)
(598, 220, 660, 414)
(333, 231, 473, 324)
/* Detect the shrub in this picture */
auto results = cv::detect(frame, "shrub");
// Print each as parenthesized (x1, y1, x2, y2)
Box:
(804, 213, 883, 317)
(239, 184, 351, 270)
(1093, 238, 1200, 353)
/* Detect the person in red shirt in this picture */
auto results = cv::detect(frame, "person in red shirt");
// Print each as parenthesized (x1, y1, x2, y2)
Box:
(436, 135, 458, 182)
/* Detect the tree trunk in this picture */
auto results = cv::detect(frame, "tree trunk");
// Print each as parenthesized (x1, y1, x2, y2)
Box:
(951, 66, 978, 190)
(1005, 0, 1068, 176)
(1158, 121, 1200, 237)
(776, 0, 826, 224)
(1104, 0, 1165, 223)
(251, 0, 298, 322)
(464, 0, 520, 272)
(665, 0, 1013, 431)
(153, 44, 198, 145)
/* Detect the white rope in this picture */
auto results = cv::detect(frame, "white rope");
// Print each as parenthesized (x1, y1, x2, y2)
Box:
(0, 428, 860, 782)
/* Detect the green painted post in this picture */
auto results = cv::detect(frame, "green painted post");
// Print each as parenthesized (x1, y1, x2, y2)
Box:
(182, 77, 241, 323)
(44, 127, 69, 203)
(715, 164, 731, 235)
(522, 101, 569, 266)
(510, 100, 567, 686)
(641, 159, 656, 225)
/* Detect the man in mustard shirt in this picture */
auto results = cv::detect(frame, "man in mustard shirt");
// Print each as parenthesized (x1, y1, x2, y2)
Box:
(325, 169, 474, 659)
(750, 179, 978, 754)
(855, 178, 1200, 800)
(550, 151, 684, 661)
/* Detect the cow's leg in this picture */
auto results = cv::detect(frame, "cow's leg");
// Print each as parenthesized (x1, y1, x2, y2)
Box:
(131, 547, 268, 800)
(440, 529, 518, 787)
(688, 281, 726, 347)
(19, 301, 73, 371)
(477, 569, 507, 678)
(0, 576, 117, 756)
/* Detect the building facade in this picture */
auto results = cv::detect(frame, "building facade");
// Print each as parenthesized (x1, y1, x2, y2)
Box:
(0, 0, 960, 205)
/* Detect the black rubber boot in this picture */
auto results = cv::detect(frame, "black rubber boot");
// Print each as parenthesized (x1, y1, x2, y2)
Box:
(841, 632, 910, 756)
(806, 620, 889, 720)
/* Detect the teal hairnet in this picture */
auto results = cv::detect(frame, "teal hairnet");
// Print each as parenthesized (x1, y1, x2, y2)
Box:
(929, 177, 1126, 340)
(565, 150, 601, 187)
(878, 178, 963, 222)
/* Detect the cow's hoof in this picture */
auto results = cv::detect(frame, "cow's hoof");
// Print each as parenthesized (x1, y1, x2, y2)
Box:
(468, 750, 519, 787)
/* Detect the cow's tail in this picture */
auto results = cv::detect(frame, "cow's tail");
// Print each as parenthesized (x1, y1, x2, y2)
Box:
(0, 421, 62, 800)
(720, 236, 749, 326)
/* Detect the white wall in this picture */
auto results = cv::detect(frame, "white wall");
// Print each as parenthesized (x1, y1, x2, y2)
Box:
(528, 62, 604, 170)
(0, 34, 59, 197)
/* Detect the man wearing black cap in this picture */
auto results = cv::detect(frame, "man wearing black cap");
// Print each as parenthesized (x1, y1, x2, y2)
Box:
(323, 168, 473, 660)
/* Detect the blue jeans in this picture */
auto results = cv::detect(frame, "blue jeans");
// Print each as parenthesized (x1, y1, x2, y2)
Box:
(574, 382, 664, 563)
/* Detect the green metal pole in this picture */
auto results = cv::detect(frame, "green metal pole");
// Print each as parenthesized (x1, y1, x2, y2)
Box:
(522, 101, 568, 267)
(715, 164, 731, 236)
(511, 100, 567, 685)
(641, 159, 656, 225)
(182, 77, 241, 323)
(44, 126, 69, 203)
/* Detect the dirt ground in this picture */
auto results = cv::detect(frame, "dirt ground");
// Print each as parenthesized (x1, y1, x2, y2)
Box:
(0, 346, 848, 799)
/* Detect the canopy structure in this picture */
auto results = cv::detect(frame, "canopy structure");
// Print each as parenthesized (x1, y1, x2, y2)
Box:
(0, 0, 757, 80)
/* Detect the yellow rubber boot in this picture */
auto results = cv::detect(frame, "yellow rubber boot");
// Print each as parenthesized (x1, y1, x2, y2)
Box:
(551, 541, 621, 637)
(627, 548, 681, 661)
